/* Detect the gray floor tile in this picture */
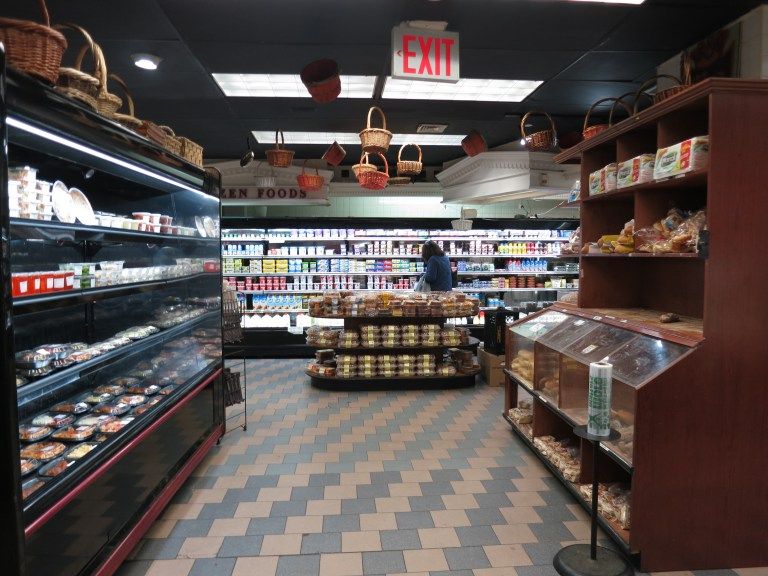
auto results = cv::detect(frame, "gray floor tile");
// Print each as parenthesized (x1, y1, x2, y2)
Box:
(419, 481, 455, 496)
(370, 471, 404, 484)
(431, 571, 474, 576)
(270, 500, 307, 517)
(276, 554, 320, 576)
(246, 517, 287, 535)
(309, 473, 341, 486)
(356, 484, 390, 499)
(380, 529, 421, 551)
(362, 550, 406, 575)
(474, 492, 513, 509)
(408, 495, 447, 512)
(217, 535, 263, 558)
(516, 564, 560, 576)
(456, 525, 500, 546)
(244, 475, 279, 490)
(290, 486, 326, 501)
(523, 542, 571, 565)
(169, 519, 214, 538)
(482, 479, 519, 493)
(301, 533, 342, 554)
(322, 514, 360, 533)
(198, 502, 240, 520)
(488, 466, 523, 480)
(342, 498, 377, 514)
(428, 470, 462, 482)
(530, 522, 578, 543)
(466, 507, 507, 526)
(395, 511, 435, 529)
(189, 557, 236, 576)
(443, 545, 491, 570)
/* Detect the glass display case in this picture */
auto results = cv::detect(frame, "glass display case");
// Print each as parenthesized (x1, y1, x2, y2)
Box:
(507, 310, 568, 388)
(1, 64, 223, 576)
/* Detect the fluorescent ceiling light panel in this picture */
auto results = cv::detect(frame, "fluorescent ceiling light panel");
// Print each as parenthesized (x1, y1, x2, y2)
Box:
(212, 73, 376, 98)
(383, 77, 543, 102)
(251, 131, 465, 146)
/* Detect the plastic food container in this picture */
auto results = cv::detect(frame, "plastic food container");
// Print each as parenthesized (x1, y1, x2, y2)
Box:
(94, 402, 131, 416)
(18, 425, 53, 443)
(51, 425, 97, 442)
(12, 273, 31, 297)
(99, 417, 134, 434)
(64, 443, 97, 461)
(22, 477, 46, 500)
(159, 215, 173, 225)
(15, 349, 53, 369)
(31, 413, 75, 428)
(20, 441, 67, 461)
(51, 401, 89, 414)
(9, 166, 37, 190)
(38, 457, 73, 478)
(62, 263, 97, 275)
(132, 397, 162, 415)
(132, 212, 151, 221)
(84, 392, 113, 405)
(20, 458, 41, 476)
(99, 261, 125, 271)
(118, 394, 147, 406)
(75, 414, 115, 427)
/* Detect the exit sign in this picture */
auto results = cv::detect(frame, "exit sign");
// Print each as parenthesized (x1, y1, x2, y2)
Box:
(392, 26, 460, 83)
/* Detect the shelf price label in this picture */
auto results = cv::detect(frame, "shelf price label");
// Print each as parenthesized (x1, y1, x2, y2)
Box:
(392, 25, 460, 82)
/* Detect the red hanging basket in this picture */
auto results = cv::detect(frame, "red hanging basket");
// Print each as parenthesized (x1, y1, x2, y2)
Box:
(300, 59, 341, 103)
(461, 130, 486, 157)
(322, 141, 346, 166)
(357, 152, 389, 190)
(296, 161, 325, 192)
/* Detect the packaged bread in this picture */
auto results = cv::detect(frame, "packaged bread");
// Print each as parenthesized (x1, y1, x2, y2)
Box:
(653, 135, 709, 179)
(601, 163, 617, 193)
(589, 169, 603, 196)
(617, 154, 655, 188)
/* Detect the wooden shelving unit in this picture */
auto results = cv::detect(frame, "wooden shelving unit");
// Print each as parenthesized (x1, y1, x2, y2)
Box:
(505, 79, 768, 571)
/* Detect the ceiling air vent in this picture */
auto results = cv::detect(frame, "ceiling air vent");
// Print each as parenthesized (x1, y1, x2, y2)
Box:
(417, 123, 448, 134)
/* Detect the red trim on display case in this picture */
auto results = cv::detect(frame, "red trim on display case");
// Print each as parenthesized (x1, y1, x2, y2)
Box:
(24, 367, 222, 538)
(94, 423, 224, 576)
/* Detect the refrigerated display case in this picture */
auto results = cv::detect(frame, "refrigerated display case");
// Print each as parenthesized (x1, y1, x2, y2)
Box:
(1, 58, 223, 576)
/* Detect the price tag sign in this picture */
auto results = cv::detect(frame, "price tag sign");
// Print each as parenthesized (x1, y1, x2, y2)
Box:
(582, 344, 598, 355)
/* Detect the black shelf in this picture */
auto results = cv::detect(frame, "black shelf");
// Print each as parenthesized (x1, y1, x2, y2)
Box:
(311, 336, 480, 353)
(13, 273, 218, 312)
(16, 310, 220, 410)
(503, 413, 636, 559)
(307, 370, 479, 391)
(10, 219, 218, 245)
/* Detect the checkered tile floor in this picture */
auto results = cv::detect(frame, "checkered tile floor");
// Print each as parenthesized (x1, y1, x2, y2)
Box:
(115, 359, 747, 576)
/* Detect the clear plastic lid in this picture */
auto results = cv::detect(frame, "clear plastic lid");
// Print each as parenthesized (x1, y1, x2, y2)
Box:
(563, 324, 638, 364)
(537, 315, 600, 352)
(608, 335, 689, 387)
(509, 311, 568, 341)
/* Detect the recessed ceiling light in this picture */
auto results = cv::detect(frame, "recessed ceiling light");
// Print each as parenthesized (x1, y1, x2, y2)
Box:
(382, 77, 543, 102)
(132, 54, 161, 70)
(251, 131, 465, 146)
(212, 73, 376, 98)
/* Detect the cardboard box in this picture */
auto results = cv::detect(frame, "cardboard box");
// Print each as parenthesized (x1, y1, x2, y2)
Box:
(478, 346, 505, 387)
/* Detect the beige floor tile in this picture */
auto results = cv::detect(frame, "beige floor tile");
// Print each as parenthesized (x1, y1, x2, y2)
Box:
(566, 503, 590, 522)
(459, 468, 493, 481)
(260, 534, 302, 556)
(418, 527, 460, 548)
(491, 524, 538, 545)
(325, 485, 358, 500)
(257, 486, 292, 501)
(650, 572, 695, 576)
(144, 519, 176, 538)
(473, 447, 505, 458)
(177, 536, 224, 559)
(213, 476, 248, 490)
(306, 499, 342, 516)
(499, 506, 542, 524)
(735, 569, 768, 576)
(284, 515, 324, 534)
(388, 483, 423, 497)
(467, 457, 499, 469)
(145, 559, 194, 576)
(451, 480, 487, 494)
(473, 568, 520, 575)
(375, 496, 411, 513)
(235, 464, 268, 477)
(483, 544, 533, 567)
(421, 448, 451, 460)
(431, 510, 471, 527)
(254, 453, 284, 464)
(234, 501, 272, 518)
(512, 478, 549, 492)
(354, 461, 385, 472)
(564, 519, 591, 540)
(516, 464, 550, 478)
(403, 548, 449, 572)
(277, 474, 310, 487)
(506, 492, 547, 507)
(208, 518, 250, 537)
(319, 552, 363, 576)
(441, 494, 480, 510)
(411, 459, 442, 470)
(232, 556, 278, 576)
(400, 470, 433, 483)
(341, 530, 382, 552)
(162, 503, 203, 520)
(360, 512, 398, 531)
(295, 462, 327, 474)
(340, 472, 372, 485)
(312, 452, 340, 463)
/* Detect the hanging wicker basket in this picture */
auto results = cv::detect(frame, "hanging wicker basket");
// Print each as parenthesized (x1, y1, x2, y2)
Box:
(461, 130, 487, 157)
(322, 141, 346, 166)
(359, 106, 392, 154)
(396, 143, 423, 176)
(265, 130, 295, 168)
(633, 71, 691, 113)
(607, 92, 635, 127)
(521, 111, 558, 151)
(583, 97, 627, 140)
(358, 153, 389, 190)
(300, 59, 341, 103)
(160, 126, 183, 156)
(53, 23, 101, 110)
(178, 135, 204, 167)
(0, 0, 67, 84)
(388, 176, 411, 187)
(109, 74, 167, 147)
(297, 161, 325, 192)
(91, 43, 122, 117)
(352, 153, 376, 179)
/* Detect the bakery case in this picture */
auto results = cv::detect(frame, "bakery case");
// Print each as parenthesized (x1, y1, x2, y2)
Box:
(1, 59, 223, 575)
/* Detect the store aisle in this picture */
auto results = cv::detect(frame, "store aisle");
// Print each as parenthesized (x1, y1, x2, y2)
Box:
(114, 359, 729, 576)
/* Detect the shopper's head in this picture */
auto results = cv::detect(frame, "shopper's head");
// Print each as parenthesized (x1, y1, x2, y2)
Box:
(421, 240, 444, 263)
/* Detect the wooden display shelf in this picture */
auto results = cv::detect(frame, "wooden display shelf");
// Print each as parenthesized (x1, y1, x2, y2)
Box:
(582, 169, 708, 204)
(306, 369, 479, 391)
(580, 252, 700, 259)
(309, 336, 480, 353)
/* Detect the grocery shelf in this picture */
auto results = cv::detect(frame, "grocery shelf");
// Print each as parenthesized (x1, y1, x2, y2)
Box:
(10, 219, 217, 245)
(581, 252, 700, 259)
(243, 309, 307, 314)
(452, 254, 577, 259)
(583, 169, 708, 204)
(224, 253, 577, 259)
(240, 289, 413, 294)
(224, 235, 570, 243)
(309, 336, 480, 353)
(224, 271, 422, 277)
(457, 287, 576, 293)
(457, 271, 578, 276)
(16, 310, 220, 409)
(13, 273, 218, 312)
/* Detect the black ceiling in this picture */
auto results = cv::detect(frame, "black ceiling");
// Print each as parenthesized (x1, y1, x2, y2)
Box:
(4, 0, 763, 165)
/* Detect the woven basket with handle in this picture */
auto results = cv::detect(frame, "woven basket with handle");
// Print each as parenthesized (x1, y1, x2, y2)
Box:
(352, 153, 376, 179)
(521, 111, 558, 151)
(178, 135, 204, 167)
(0, 0, 67, 84)
(583, 97, 628, 140)
(633, 69, 691, 113)
(53, 23, 101, 110)
(397, 143, 423, 176)
(388, 176, 411, 187)
(265, 130, 295, 168)
(300, 59, 341, 103)
(161, 126, 183, 156)
(109, 74, 167, 147)
(607, 92, 636, 127)
(359, 106, 392, 154)
(89, 43, 122, 117)
(358, 153, 389, 190)
(296, 161, 325, 192)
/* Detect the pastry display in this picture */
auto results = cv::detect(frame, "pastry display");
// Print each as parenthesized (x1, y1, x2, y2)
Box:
(76, 415, 115, 427)
(159, 385, 174, 396)
(634, 208, 706, 254)
(20, 441, 66, 462)
(509, 349, 534, 383)
(51, 425, 97, 442)
(84, 393, 113, 405)
(508, 399, 533, 438)
(126, 384, 160, 396)
(578, 483, 631, 530)
(64, 443, 97, 460)
(19, 425, 53, 442)
(20, 458, 40, 476)
(534, 435, 581, 482)
(38, 458, 72, 478)
(309, 292, 479, 318)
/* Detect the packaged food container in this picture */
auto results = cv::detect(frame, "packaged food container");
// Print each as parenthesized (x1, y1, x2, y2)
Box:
(84, 392, 113, 405)
(64, 443, 97, 461)
(94, 402, 131, 415)
(19, 425, 53, 443)
(126, 385, 159, 396)
(75, 414, 115, 427)
(9, 166, 37, 190)
(20, 441, 67, 461)
(132, 397, 162, 415)
(62, 263, 97, 275)
(99, 261, 124, 271)
(159, 215, 173, 225)
(132, 212, 151, 221)
(653, 135, 709, 180)
(11, 273, 31, 297)
(73, 275, 96, 289)
(15, 349, 53, 369)
(51, 401, 89, 414)
(118, 394, 147, 406)
(38, 457, 73, 478)
(20, 458, 41, 476)
(94, 384, 126, 396)
(22, 477, 47, 500)
(51, 425, 97, 442)
(617, 154, 655, 189)
(31, 413, 75, 428)
(99, 417, 134, 434)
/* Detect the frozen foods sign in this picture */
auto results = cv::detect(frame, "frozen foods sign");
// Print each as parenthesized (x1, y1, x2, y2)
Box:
(392, 25, 460, 82)
(220, 186, 327, 205)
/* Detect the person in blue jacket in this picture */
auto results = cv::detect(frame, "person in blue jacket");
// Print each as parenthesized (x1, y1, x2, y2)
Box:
(420, 240, 453, 292)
